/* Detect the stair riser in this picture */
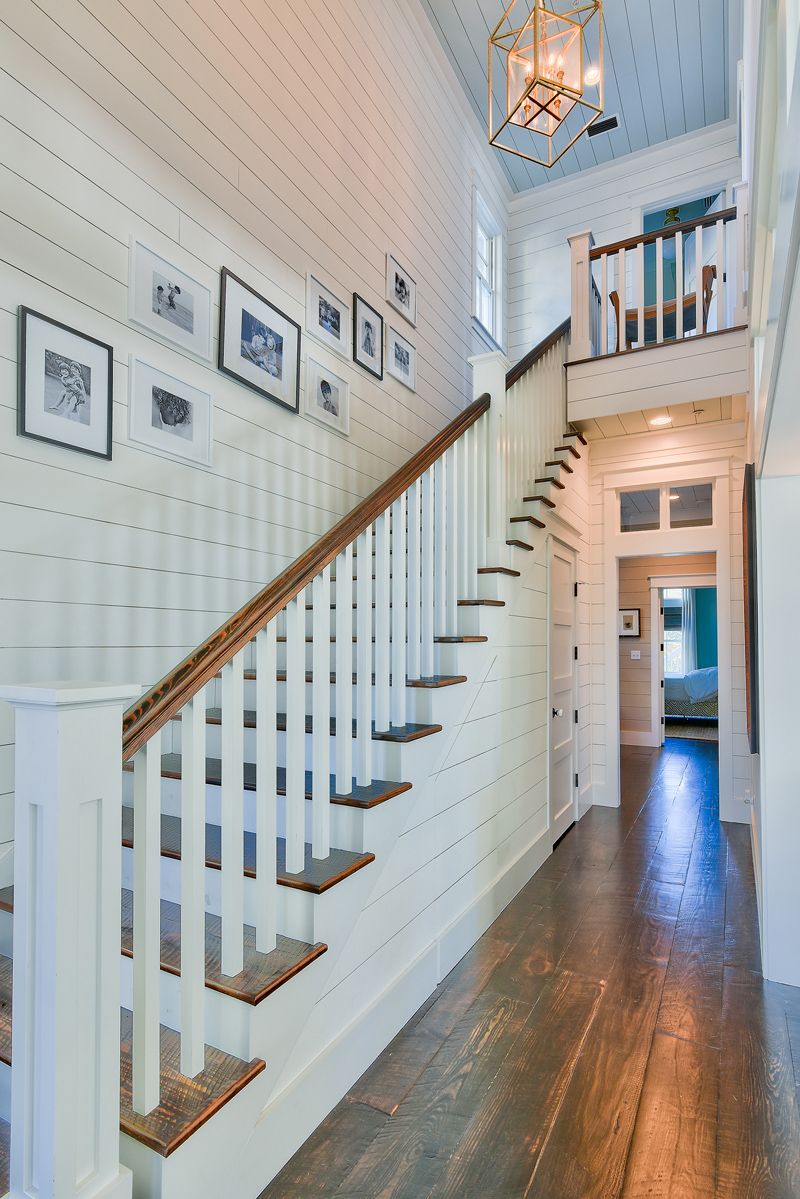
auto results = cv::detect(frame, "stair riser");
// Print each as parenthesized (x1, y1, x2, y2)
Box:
(193, 726, 405, 780)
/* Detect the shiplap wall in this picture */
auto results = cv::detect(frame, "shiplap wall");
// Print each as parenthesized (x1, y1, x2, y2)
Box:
(507, 121, 742, 358)
(618, 552, 716, 740)
(0, 0, 509, 870)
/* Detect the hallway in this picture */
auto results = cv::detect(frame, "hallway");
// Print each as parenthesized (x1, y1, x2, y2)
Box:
(262, 740, 800, 1198)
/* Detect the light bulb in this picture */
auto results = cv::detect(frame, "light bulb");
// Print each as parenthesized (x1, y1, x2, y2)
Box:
(584, 65, 600, 86)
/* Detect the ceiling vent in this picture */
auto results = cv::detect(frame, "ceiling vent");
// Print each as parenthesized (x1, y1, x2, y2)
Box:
(587, 114, 619, 136)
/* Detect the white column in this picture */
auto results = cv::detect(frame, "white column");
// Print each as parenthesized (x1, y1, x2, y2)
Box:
(567, 228, 596, 361)
(0, 682, 139, 1199)
(468, 350, 509, 562)
(732, 181, 749, 327)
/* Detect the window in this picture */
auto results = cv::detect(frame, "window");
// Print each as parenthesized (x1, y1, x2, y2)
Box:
(620, 489, 660, 532)
(473, 189, 503, 347)
(663, 590, 686, 676)
(669, 484, 713, 528)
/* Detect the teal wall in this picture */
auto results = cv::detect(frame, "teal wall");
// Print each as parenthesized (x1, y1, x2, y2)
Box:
(695, 587, 718, 668)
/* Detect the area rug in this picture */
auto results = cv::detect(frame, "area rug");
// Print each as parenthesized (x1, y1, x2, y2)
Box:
(665, 720, 719, 742)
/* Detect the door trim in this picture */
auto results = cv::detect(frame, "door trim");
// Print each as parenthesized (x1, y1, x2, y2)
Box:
(548, 537, 578, 844)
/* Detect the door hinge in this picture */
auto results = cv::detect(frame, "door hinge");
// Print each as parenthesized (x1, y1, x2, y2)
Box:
(574, 772, 579, 788)
(661, 643, 664, 652)
(661, 607, 664, 616)
(661, 679, 664, 688)
(574, 709, 578, 724)
(574, 645, 578, 660)
(574, 581, 578, 598)
(661, 716, 665, 724)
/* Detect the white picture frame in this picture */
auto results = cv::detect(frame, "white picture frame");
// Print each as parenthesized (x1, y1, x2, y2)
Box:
(128, 356, 213, 468)
(387, 326, 416, 391)
(128, 238, 213, 361)
(305, 273, 350, 358)
(303, 354, 350, 438)
(386, 252, 417, 326)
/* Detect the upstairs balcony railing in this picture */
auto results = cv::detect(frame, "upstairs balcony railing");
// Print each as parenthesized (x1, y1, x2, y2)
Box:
(567, 200, 747, 362)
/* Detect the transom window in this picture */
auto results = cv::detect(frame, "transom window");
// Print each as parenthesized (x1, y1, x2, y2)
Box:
(619, 482, 714, 533)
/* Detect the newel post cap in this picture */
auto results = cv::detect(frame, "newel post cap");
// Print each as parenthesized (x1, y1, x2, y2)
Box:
(0, 681, 142, 709)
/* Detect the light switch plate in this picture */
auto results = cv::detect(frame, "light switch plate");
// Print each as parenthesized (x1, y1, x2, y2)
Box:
(630, 650, 641, 660)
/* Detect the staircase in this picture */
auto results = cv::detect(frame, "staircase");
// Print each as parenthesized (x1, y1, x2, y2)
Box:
(0, 322, 589, 1199)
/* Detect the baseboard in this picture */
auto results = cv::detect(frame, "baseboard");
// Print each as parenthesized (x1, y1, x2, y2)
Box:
(231, 824, 552, 1198)
(620, 730, 660, 747)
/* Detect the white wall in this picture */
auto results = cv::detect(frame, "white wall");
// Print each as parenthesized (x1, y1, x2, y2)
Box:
(0, 0, 509, 869)
(507, 121, 742, 358)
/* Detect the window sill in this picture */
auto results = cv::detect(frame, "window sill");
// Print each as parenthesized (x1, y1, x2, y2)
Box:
(472, 317, 505, 355)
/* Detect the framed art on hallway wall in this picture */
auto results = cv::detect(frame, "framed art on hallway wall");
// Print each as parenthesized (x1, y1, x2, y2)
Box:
(128, 357, 213, 468)
(353, 293, 383, 379)
(303, 354, 350, 438)
(17, 307, 114, 460)
(306, 273, 350, 358)
(386, 252, 417, 325)
(128, 238, 213, 361)
(387, 326, 416, 391)
(218, 268, 301, 412)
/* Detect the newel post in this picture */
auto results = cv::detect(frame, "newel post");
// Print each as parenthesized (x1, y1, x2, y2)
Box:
(469, 350, 510, 561)
(0, 682, 141, 1199)
(732, 181, 749, 327)
(567, 229, 595, 361)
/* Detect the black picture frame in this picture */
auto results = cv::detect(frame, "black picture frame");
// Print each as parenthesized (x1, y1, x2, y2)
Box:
(217, 267, 301, 413)
(618, 607, 641, 637)
(742, 463, 759, 754)
(18, 306, 114, 461)
(352, 293, 384, 380)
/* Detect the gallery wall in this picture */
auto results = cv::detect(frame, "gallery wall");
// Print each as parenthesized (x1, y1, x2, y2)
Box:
(0, 0, 509, 874)
(506, 121, 742, 358)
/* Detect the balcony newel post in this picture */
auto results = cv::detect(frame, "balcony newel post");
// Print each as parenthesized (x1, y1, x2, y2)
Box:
(732, 182, 749, 327)
(567, 228, 595, 361)
(0, 682, 140, 1199)
(469, 350, 509, 561)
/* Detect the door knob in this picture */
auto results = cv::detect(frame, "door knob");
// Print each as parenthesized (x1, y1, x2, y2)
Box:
(552, 707, 563, 718)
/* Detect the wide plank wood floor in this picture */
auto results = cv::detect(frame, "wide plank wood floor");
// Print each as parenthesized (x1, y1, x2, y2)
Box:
(261, 739, 800, 1199)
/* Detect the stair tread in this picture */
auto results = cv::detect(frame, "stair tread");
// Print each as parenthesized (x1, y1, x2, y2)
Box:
(120, 889, 327, 1006)
(535, 476, 565, 488)
(0, 955, 265, 1159)
(510, 515, 546, 529)
(545, 459, 574, 473)
(269, 671, 467, 688)
(523, 494, 557, 508)
(273, 635, 487, 644)
(563, 430, 588, 445)
(456, 598, 505, 607)
(555, 444, 581, 458)
(506, 539, 534, 550)
(124, 754, 412, 810)
(199, 708, 442, 743)
(477, 567, 520, 577)
(121, 807, 375, 894)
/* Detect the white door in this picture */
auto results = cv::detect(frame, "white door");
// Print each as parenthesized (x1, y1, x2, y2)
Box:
(657, 593, 666, 744)
(549, 541, 577, 843)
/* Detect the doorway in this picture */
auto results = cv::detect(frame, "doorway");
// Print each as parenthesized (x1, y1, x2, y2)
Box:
(659, 583, 719, 742)
(549, 540, 577, 843)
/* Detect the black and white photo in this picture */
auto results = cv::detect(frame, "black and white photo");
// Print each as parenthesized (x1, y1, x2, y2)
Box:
(386, 252, 417, 325)
(306, 273, 350, 357)
(352, 293, 384, 378)
(219, 268, 301, 412)
(128, 239, 213, 359)
(304, 355, 349, 437)
(18, 307, 113, 459)
(129, 357, 212, 467)
(387, 326, 416, 391)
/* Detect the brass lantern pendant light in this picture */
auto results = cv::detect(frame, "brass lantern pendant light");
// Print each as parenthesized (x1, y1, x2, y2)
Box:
(489, 0, 603, 168)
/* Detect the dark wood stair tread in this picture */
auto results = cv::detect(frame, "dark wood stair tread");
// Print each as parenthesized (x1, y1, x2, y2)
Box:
(535, 476, 565, 488)
(0, 956, 264, 1159)
(510, 515, 546, 529)
(121, 807, 375, 894)
(477, 566, 520, 577)
(545, 459, 574, 473)
(199, 708, 442, 744)
(563, 429, 587, 444)
(119, 1009, 265, 1157)
(522, 494, 557, 507)
(120, 889, 326, 1006)
(457, 598, 505, 607)
(506, 539, 533, 551)
(555, 444, 581, 458)
(124, 754, 411, 811)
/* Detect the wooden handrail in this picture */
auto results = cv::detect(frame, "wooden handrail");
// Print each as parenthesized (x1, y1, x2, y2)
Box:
(506, 317, 571, 390)
(122, 394, 491, 759)
(590, 206, 737, 261)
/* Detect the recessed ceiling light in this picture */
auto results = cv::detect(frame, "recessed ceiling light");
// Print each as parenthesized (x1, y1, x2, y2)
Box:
(649, 415, 672, 427)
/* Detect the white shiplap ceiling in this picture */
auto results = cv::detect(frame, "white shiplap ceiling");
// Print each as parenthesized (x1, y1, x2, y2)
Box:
(420, 0, 741, 193)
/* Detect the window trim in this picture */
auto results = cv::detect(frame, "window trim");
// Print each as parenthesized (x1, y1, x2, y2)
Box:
(472, 186, 505, 351)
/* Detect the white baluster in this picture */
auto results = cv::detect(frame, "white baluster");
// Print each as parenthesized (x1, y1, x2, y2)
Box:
(636, 241, 645, 347)
(374, 509, 391, 732)
(391, 492, 407, 728)
(446, 443, 459, 635)
(675, 230, 684, 340)
(715, 217, 725, 331)
(477, 415, 488, 568)
(255, 624, 277, 953)
(221, 652, 244, 978)
(421, 468, 435, 678)
(355, 527, 373, 787)
(468, 422, 479, 588)
(407, 478, 422, 683)
(457, 436, 470, 600)
(312, 566, 331, 857)
(133, 729, 162, 1114)
(285, 591, 306, 875)
(695, 223, 704, 335)
(335, 543, 353, 794)
(434, 455, 447, 637)
(617, 247, 626, 352)
(180, 689, 206, 1077)
(656, 235, 664, 344)
(600, 252, 608, 354)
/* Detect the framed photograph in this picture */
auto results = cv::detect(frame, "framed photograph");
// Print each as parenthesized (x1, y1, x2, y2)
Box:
(352, 293, 383, 379)
(305, 273, 350, 358)
(128, 357, 213, 467)
(386, 252, 417, 326)
(128, 238, 213, 360)
(387, 326, 416, 391)
(303, 355, 349, 438)
(618, 608, 641, 637)
(18, 307, 113, 460)
(218, 268, 301, 412)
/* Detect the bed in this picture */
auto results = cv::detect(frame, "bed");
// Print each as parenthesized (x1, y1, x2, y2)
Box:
(665, 667, 719, 719)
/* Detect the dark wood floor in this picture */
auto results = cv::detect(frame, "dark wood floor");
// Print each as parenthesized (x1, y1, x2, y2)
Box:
(261, 740, 800, 1199)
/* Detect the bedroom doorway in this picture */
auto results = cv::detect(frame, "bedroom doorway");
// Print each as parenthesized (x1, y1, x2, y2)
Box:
(658, 583, 719, 742)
